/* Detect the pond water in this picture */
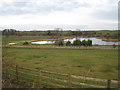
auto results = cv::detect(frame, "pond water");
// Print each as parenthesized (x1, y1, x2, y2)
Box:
(31, 38, 120, 45)
(8, 43, 16, 45)
(32, 41, 55, 44)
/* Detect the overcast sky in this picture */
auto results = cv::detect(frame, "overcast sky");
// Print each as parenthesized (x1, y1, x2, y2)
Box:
(0, 0, 119, 31)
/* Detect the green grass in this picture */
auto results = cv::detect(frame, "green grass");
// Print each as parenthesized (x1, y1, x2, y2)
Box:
(96, 30, 120, 34)
(98, 45, 120, 48)
(2, 36, 50, 45)
(3, 48, 118, 80)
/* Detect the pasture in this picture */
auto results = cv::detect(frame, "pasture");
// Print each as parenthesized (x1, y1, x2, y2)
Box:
(96, 30, 119, 34)
(2, 36, 50, 45)
(2, 48, 118, 80)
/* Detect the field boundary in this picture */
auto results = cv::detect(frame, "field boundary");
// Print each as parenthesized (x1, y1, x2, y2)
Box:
(3, 63, 119, 88)
(2, 45, 118, 50)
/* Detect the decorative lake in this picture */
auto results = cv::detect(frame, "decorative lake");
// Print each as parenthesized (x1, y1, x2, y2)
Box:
(31, 38, 120, 45)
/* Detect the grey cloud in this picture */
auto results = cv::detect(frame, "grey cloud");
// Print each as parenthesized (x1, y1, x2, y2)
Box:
(108, 0, 119, 4)
(12, 2, 31, 8)
(91, 8, 118, 20)
(0, 0, 91, 16)
(0, 24, 117, 31)
(90, 0, 118, 21)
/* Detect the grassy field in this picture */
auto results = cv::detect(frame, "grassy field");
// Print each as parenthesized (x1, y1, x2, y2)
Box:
(2, 31, 119, 88)
(98, 45, 120, 49)
(96, 30, 120, 34)
(3, 48, 118, 80)
(2, 36, 50, 45)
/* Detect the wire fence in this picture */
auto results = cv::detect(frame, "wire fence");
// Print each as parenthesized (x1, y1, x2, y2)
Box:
(2, 63, 119, 88)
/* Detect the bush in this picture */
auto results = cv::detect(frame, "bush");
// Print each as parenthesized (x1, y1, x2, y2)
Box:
(81, 40, 92, 46)
(73, 39, 81, 46)
(23, 42, 29, 45)
(55, 39, 92, 47)
(81, 40, 87, 46)
(58, 40, 64, 46)
(55, 40, 64, 46)
(87, 39, 92, 46)
(66, 41, 71, 46)
(113, 44, 116, 48)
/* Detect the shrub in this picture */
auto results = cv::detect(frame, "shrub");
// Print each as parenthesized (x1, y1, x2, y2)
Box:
(23, 42, 29, 45)
(81, 40, 87, 46)
(73, 39, 81, 46)
(87, 39, 92, 46)
(55, 39, 92, 47)
(55, 40, 64, 46)
(66, 41, 71, 46)
(113, 44, 116, 48)
(81, 40, 92, 46)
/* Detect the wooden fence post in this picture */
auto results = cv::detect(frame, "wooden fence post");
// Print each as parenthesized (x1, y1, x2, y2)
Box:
(68, 74, 71, 88)
(16, 65, 19, 85)
(38, 70, 42, 88)
(32, 81, 35, 88)
(107, 80, 111, 89)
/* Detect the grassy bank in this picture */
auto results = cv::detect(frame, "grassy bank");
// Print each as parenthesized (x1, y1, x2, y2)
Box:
(2, 36, 50, 45)
(3, 48, 118, 80)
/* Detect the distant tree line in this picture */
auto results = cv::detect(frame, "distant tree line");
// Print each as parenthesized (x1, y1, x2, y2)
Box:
(55, 39, 92, 47)
(2, 29, 119, 40)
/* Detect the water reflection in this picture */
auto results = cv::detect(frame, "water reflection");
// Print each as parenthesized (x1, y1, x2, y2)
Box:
(31, 38, 120, 45)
